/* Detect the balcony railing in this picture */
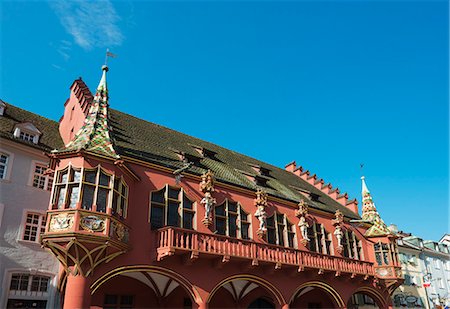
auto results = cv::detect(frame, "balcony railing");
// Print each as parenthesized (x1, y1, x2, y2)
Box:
(156, 227, 375, 277)
(43, 209, 130, 244)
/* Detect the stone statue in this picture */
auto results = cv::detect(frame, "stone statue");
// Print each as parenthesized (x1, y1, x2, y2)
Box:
(334, 225, 343, 248)
(298, 216, 310, 241)
(255, 205, 267, 231)
(200, 191, 216, 220)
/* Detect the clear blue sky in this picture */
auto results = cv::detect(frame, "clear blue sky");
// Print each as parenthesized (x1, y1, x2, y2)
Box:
(1, 1, 448, 241)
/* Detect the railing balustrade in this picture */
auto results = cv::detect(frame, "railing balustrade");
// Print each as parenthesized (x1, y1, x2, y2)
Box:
(156, 227, 375, 277)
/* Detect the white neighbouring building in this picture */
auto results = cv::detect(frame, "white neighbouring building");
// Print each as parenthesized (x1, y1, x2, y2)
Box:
(0, 101, 63, 309)
(392, 230, 450, 309)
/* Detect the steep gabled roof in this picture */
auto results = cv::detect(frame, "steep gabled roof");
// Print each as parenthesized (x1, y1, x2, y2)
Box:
(108, 108, 360, 219)
(0, 102, 64, 151)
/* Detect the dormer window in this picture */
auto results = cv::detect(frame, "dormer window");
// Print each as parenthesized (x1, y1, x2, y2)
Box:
(13, 123, 41, 144)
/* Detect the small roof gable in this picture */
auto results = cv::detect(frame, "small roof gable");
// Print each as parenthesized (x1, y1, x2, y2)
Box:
(14, 122, 42, 135)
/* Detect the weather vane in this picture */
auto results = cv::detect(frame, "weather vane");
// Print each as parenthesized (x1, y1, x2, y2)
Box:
(104, 48, 117, 66)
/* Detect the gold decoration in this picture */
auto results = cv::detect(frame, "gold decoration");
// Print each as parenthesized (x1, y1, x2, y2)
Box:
(295, 200, 308, 218)
(80, 215, 105, 232)
(200, 170, 215, 193)
(49, 213, 74, 232)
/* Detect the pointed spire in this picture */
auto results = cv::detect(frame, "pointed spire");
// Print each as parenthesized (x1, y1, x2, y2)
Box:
(58, 65, 119, 159)
(360, 176, 391, 237)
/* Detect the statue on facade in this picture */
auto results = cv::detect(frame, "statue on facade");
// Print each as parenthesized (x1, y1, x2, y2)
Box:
(334, 225, 343, 248)
(254, 189, 268, 238)
(332, 210, 344, 253)
(255, 205, 268, 232)
(298, 216, 310, 242)
(295, 200, 310, 245)
(200, 192, 216, 222)
(199, 170, 216, 227)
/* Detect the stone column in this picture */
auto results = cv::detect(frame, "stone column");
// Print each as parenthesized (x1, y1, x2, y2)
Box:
(63, 274, 91, 309)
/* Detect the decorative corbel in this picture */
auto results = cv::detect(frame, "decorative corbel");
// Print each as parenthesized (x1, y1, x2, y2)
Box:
(295, 200, 310, 245)
(254, 189, 268, 239)
(200, 170, 216, 227)
(332, 210, 344, 253)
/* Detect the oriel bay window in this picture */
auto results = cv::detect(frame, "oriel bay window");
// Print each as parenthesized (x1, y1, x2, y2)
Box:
(215, 200, 250, 239)
(266, 212, 295, 247)
(51, 165, 128, 217)
(150, 185, 195, 230)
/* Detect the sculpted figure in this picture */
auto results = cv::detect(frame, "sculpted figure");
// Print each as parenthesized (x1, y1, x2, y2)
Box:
(298, 216, 310, 241)
(255, 205, 267, 231)
(200, 192, 216, 220)
(334, 225, 343, 247)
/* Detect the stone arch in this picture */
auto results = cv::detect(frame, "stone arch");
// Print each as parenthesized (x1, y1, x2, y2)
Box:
(347, 286, 387, 309)
(207, 274, 286, 306)
(90, 265, 202, 305)
(289, 281, 346, 308)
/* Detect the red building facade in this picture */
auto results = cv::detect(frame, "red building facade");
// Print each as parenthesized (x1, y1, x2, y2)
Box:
(41, 66, 403, 309)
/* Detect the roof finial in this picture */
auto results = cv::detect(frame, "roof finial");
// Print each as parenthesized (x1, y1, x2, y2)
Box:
(360, 175, 391, 237)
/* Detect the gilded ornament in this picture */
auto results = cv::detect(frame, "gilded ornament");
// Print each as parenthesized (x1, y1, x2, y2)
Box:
(49, 213, 74, 232)
(80, 215, 105, 232)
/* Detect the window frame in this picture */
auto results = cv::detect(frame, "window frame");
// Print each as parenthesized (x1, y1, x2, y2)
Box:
(20, 211, 47, 243)
(374, 242, 391, 266)
(307, 222, 330, 254)
(149, 185, 196, 230)
(29, 161, 53, 191)
(0, 151, 12, 180)
(266, 212, 296, 248)
(214, 199, 250, 240)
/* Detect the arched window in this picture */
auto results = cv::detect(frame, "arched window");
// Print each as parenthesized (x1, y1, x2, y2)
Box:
(214, 200, 250, 239)
(266, 212, 295, 248)
(342, 230, 363, 259)
(52, 165, 128, 217)
(149, 185, 195, 230)
(307, 223, 331, 254)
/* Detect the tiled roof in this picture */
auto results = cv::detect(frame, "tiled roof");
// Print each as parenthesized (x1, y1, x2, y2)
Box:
(0, 102, 64, 151)
(109, 109, 361, 219)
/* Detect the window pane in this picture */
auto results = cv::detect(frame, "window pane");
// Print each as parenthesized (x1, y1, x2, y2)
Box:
(266, 216, 275, 228)
(228, 214, 237, 238)
(68, 185, 80, 208)
(84, 170, 96, 184)
(168, 188, 180, 199)
(167, 201, 179, 227)
(112, 192, 119, 214)
(71, 169, 81, 182)
(81, 185, 95, 210)
(240, 209, 248, 221)
(267, 227, 276, 244)
(57, 186, 66, 208)
(96, 188, 109, 213)
(120, 295, 133, 305)
(104, 295, 118, 305)
(216, 218, 226, 235)
(150, 206, 164, 229)
(59, 170, 68, 184)
(276, 213, 284, 223)
(151, 189, 165, 203)
(288, 232, 295, 248)
(228, 202, 237, 213)
(241, 223, 250, 240)
(277, 226, 285, 246)
(183, 212, 193, 230)
(183, 196, 193, 209)
(99, 171, 110, 187)
(215, 204, 225, 216)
